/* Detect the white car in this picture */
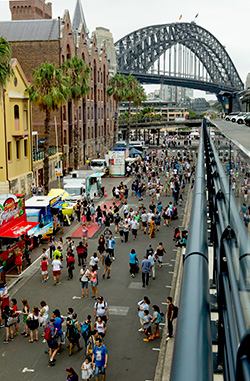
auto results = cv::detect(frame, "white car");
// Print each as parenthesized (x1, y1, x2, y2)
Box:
(232, 113, 246, 123)
(225, 112, 239, 121)
(236, 113, 250, 124)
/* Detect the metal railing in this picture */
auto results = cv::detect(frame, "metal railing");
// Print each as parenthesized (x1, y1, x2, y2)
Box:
(170, 124, 213, 381)
(171, 119, 250, 381)
(33, 146, 59, 162)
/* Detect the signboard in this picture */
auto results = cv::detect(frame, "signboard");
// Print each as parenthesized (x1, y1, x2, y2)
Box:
(55, 168, 63, 177)
(0, 196, 25, 227)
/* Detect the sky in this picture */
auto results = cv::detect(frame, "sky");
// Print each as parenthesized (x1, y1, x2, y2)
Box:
(0, 0, 249, 100)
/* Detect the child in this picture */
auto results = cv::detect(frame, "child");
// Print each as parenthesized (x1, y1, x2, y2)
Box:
(143, 310, 153, 342)
(151, 305, 162, 338)
(41, 256, 49, 283)
(81, 356, 93, 380)
(179, 194, 183, 206)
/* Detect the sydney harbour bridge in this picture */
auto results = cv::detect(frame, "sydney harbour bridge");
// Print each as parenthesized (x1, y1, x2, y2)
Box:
(115, 23, 244, 110)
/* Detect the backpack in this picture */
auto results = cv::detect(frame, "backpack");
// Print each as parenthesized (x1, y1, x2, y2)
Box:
(81, 322, 90, 339)
(173, 305, 178, 319)
(105, 255, 112, 267)
(44, 325, 52, 341)
(157, 312, 163, 323)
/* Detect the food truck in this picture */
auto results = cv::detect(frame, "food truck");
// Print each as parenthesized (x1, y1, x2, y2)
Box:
(0, 194, 38, 268)
(25, 196, 61, 246)
(63, 170, 103, 203)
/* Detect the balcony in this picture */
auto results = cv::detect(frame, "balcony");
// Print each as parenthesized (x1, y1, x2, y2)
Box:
(33, 146, 60, 162)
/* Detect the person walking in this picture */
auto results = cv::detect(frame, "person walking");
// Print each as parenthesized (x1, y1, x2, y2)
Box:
(90, 265, 98, 299)
(96, 206, 103, 227)
(44, 318, 58, 366)
(66, 367, 79, 381)
(52, 309, 64, 352)
(129, 249, 138, 278)
(155, 242, 166, 268)
(123, 220, 130, 243)
(148, 216, 155, 239)
(140, 255, 151, 288)
(98, 235, 105, 265)
(76, 242, 86, 266)
(2, 305, 14, 343)
(92, 338, 108, 381)
(67, 313, 83, 356)
(131, 216, 139, 240)
(94, 296, 109, 323)
(52, 255, 63, 286)
(66, 251, 75, 280)
(106, 234, 116, 261)
(21, 298, 29, 337)
(80, 264, 91, 298)
(102, 252, 112, 279)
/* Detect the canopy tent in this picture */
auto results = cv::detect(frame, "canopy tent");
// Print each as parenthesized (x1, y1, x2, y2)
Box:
(48, 189, 69, 200)
(0, 221, 38, 238)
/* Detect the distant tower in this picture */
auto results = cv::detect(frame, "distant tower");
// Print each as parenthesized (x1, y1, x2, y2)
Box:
(9, 0, 52, 20)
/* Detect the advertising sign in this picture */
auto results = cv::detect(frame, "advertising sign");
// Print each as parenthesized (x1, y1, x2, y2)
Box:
(0, 196, 24, 227)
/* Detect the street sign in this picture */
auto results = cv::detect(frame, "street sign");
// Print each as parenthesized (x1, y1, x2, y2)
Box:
(55, 168, 63, 176)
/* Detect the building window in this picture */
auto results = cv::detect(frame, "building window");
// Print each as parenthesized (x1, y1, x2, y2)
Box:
(16, 141, 20, 159)
(63, 130, 67, 145)
(14, 105, 19, 119)
(62, 55, 65, 64)
(63, 106, 66, 121)
(79, 106, 82, 120)
(23, 108, 28, 130)
(8, 142, 11, 161)
(24, 140, 28, 157)
(66, 44, 71, 60)
(91, 107, 93, 119)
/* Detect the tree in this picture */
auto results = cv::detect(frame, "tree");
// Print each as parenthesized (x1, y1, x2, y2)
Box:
(62, 57, 90, 169)
(124, 75, 140, 142)
(133, 84, 146, 139)
(0, 37, 13, 95)
(26, 62, 69, 194)
(107, 73, 127, 144)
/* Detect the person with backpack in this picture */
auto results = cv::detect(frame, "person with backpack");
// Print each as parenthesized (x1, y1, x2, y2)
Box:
(151, 305, 163, 338)
(52, 309, 64, 352)
(44, 318, 58, 366)
(102, 253, 112, 280)
(86, 329, 100, 356)
(67, 313, 83, 356)
(80, 314, 93, 351)
(167, 296, 175, 339)
(94, 297, 109, 323)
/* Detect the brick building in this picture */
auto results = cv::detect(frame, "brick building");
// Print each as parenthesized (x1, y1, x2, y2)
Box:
(0, 0, 116, 185)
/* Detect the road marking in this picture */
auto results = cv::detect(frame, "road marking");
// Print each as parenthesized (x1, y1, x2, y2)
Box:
(72, 296, 81, 299)
(173, 249, 178, 251)
(161, 263, 169, 266)
(108, 306, 130, 316)
(152, 348, 160, 351)
(165, 286, 171, 288)
(129, 282, 143, 289)
(171, 259, 175, 262)
(168, 264, 173, 267)
(162, 302, 168, 305)
(22, 368, 35, 373)
(168, 271, 174, 274)
(159, 323, 165, 326)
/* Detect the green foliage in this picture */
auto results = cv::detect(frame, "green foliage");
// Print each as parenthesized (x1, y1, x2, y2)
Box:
(26, 62, 69, 112)
(0, 37, 13, 92)
(62, 56, 91, 105)
(107, 73, 127, 104)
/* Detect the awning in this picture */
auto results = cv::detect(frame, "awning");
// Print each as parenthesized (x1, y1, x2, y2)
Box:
(89, 172, 105, 178)
(48, 189, 69, 200)
(0, 221, 39, 238)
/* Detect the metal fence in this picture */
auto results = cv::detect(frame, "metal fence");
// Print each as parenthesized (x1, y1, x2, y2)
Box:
(170, 119, 250, 381)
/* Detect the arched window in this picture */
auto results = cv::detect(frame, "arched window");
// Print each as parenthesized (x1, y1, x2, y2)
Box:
(66, 44, 71, 60)
(14, 105, 19, 119)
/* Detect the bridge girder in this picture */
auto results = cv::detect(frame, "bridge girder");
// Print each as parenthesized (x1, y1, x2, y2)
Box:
(115, 23, 244, 94)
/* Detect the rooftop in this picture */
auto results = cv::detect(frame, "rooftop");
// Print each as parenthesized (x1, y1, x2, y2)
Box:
(0, 19, 58, 41)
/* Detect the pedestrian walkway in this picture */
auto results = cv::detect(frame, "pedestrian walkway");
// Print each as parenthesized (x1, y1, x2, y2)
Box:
(71, 199, 121, 238)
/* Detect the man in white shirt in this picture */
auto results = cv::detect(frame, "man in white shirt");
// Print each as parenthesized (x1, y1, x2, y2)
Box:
(131, 216, 139, 240)
(51, 255, 62, 286)
(141, 211, 148, 234)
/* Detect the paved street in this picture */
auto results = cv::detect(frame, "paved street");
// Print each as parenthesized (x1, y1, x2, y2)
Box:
(0, 148, 191, 381)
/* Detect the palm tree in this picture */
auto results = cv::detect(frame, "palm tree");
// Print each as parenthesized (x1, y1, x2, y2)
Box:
(0, 37, 13, 95)
(26, 62, 69, 194)
(62, 57, 90, 169)
(124, 75, 139, 142)
(133, 84, 146, 140)
(107, 73, 127, 144)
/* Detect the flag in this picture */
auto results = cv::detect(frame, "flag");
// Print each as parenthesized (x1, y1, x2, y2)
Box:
(195, 13, 199, 18)
(179, 15, 182, 20)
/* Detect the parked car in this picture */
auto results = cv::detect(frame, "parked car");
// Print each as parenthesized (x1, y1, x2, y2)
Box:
(245, 115, 250, 127)
(225, 112, 239, 121)
(232, 112, 246, 123)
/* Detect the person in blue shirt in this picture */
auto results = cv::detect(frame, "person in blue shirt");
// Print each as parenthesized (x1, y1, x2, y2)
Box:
(129, 249, 138, 277)
(157, 202, 163, 214)
(92, 338, 108, 380)
(106, 234, 116, 260)
(52, 309, 63, 352)
(140, 255, 151, 288)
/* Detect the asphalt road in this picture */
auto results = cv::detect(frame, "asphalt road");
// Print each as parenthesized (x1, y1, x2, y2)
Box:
(1, 150, 190, 381)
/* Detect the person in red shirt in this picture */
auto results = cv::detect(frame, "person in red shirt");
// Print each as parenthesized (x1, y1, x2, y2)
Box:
(10, 298, 19, 336)
(66, 251, 75, 280)
(41, 256, 49, 283)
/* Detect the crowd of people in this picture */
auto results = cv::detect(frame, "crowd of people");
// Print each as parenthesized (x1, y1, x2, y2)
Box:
(0, 144, 196, 380)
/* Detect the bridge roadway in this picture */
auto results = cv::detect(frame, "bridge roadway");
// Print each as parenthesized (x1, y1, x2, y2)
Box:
(211, 119, 250, 158)
(0, 148, 191, 381)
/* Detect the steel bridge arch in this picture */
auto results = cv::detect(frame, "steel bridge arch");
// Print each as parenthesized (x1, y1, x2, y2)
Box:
(115, 23, 243, 93)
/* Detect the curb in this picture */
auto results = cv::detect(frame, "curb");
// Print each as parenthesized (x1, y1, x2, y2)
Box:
(154, 184, 194, 381)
